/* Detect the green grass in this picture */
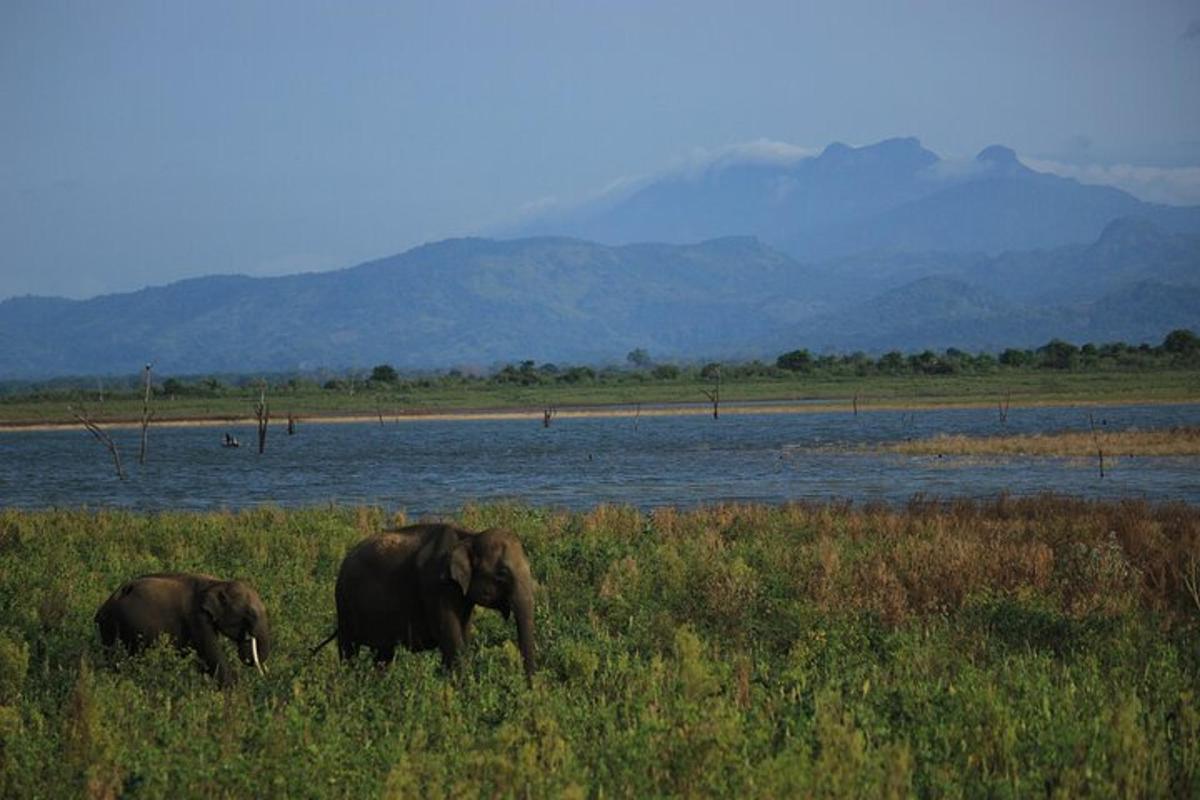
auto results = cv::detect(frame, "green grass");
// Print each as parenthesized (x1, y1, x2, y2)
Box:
(1, 499, 1198, 798)
(3, 369, 1199, 426)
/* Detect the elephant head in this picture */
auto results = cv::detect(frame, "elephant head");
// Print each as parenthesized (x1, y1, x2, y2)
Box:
(200, 579, 271, 674)
(444, 529, 536, 678)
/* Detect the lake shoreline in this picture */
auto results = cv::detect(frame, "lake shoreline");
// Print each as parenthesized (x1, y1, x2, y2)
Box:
(1, 395, 1193, 432)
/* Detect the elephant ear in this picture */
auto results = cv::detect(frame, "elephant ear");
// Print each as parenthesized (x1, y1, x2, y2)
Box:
(200, 583, 233, 629)
(443, 543, 472, 596)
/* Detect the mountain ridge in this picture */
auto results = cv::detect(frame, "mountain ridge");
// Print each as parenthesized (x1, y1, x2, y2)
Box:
(2, 220, 1197, 379)
(510, 137, 1200, 259)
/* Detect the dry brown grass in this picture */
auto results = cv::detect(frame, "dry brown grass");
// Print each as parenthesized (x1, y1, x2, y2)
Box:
(890, 426, 1200, 457)
(629, 495, 1200, 625)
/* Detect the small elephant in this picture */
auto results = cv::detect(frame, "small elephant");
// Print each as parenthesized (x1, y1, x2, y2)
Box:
(315, 524, 535, 682)
(95, 573, 270, 685)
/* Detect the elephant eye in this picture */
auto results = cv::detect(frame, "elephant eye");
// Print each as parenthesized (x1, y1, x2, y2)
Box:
(496, 565, 511, 582)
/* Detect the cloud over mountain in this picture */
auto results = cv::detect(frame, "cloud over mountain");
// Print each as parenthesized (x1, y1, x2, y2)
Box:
(1024, 158, 1200, 206)
(509, 137, 1200, 258)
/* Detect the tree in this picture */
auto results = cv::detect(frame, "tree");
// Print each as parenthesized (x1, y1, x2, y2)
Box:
(877, 351, 906, 374)
(370, 364, 399, 383)
(1162, 328, 1199, 354)
(138, 362, 154, 465)
(1038, 339, 1078, 370)
(908, 350, 940, 374)
(558, 366, 595, 384)
(999, 348, 1031, 367)
(701, 364, 721, 419)
(776, 349, 813, 372)
(652, 364, 680, 380)
(254, 384, 269, 454)
(626, 348, 652, 368)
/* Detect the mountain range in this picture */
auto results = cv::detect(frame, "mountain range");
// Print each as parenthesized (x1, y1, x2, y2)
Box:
(511, 137, 1200, 258)
(2, 138, 1198, 378)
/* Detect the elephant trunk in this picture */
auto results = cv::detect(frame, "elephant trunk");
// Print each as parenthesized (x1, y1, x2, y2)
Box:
(511, 576, 536, 683)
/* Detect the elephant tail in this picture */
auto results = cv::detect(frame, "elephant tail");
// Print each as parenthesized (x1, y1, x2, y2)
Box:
(309, 628, 338, 657)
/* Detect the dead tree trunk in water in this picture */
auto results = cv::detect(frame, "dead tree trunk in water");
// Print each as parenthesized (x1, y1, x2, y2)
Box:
(1088, 412, 1105, 479)
(701, 368, 721, 419)
(138, 362, 154, 465)
(998, 390, 1011, 424)
(287, 411, 296, 435)
(255, 386, 269, 454)
(543, 406, 556, 428)
(72, 406, 126, 480)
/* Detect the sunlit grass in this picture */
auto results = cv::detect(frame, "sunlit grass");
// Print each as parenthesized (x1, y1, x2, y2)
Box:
(891, 426, 1200, 457)
(0, 499, 1198, 797)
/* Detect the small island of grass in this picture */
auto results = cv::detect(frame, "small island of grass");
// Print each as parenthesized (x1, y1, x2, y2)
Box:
(891, 426, 1200, 457)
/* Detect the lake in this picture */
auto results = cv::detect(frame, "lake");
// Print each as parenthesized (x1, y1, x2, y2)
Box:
(1, 402, 1197, 514)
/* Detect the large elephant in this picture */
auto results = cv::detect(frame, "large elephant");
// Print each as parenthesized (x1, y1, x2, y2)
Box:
(95, 573, 270, 685)
(319, 523, 536, 682)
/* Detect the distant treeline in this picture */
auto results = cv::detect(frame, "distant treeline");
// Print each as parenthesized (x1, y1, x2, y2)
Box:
(2, 329, 1197, 400)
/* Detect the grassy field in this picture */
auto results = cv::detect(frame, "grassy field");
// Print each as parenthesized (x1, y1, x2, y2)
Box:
(2, 369, 1199, 426)
(891, 426, 1200, 457)
(1, 499, 1198, 798)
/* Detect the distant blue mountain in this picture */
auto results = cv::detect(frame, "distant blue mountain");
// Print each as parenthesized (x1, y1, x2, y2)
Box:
(1, 219, 1197, 378)
(512, 138, 1200, 258)
(0, 237, 815, 378)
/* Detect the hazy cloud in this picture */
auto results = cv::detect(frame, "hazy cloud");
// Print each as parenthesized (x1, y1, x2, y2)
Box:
(925, 156, 990, 182)
(668, 139, 818, 180)
(1182, 20, 1200, 41)
(1022, 157, 1200, 205)
(498, 139, 821, 228)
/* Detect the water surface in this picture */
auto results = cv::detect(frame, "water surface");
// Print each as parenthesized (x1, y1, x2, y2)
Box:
(1, 403, 1197, 515)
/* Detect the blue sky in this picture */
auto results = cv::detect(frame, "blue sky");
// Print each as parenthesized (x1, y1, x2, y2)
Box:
(3, 0, 1199, 299)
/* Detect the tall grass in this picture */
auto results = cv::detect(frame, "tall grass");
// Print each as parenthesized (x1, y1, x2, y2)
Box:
(0, 498, 1197, 797)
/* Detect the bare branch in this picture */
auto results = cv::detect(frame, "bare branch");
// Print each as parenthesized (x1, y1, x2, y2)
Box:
(139, 362, 154, 465)
(1088, 412, 1105, 479)
(255, 384, 269, 454)
(71, 405, 126, 480)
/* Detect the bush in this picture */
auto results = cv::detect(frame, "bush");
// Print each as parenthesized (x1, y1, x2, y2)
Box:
(651, 364, 680, 380)
(776, 349, 813, 371)
(369, 364, 399, 383)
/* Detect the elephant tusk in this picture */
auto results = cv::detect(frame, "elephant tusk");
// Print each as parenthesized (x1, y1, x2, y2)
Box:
(251, 636, 265, 675)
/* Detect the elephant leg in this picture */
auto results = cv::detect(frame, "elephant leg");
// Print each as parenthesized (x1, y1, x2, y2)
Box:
(432, 606, 466, 672)
(95, 606, 118, 647)
(336, 628, 357, 661)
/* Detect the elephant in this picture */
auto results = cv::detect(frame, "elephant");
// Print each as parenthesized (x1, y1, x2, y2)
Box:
(95, 573, 270, 685)
(314, 523, 536, 682)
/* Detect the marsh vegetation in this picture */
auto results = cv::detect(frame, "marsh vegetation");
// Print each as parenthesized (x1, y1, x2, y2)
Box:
(890, 426, 1200, 457)
(1, 499, 1197, 797)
